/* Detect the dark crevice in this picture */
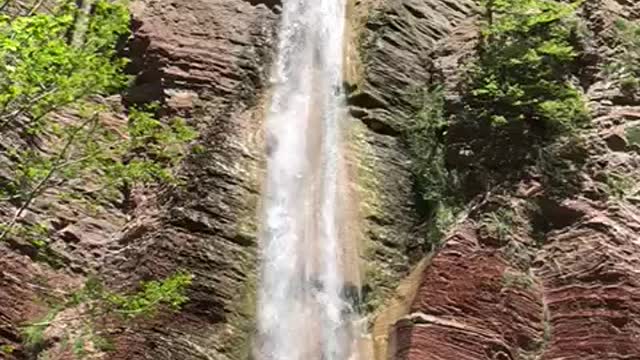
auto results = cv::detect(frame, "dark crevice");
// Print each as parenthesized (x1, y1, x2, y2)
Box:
(403, 4, 427, 19)
(242, 0, 281, 12)
(348, 91, 387, 109)
(360, 117, 401, 136)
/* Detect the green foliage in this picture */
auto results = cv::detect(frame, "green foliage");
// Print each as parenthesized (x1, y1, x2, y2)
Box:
(607, 19, 640, 92)
(407, 86, 450, 203)
(22, 308, 61, 348)
(502, 271, 534, 290)
(0, 0, 130, 129)
(67, 271, 193, 319)
(426, 204, 459, 247)
(1, 101, 197, 243)
(626, 124, 640, 147)
(406, 86, 460, 247)
(22, 272, 193, 355)
(106, 271, 194, 318)
(602, 171, 637, 199)
(1, 344, 16, 354)
(469, 0, 588, 133)
(481, 207, 515, 242)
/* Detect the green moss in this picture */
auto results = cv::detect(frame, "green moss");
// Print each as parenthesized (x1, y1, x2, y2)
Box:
(22, 308, 61, 350)
(626, 124, 640, 147)
(602, 171, 637, 200)
(351, 122, 384, 220)
(607, 18, 640, 92)
(0, 345, 15, 354)
(501, 271, 534, 290)
(361, 260, 396, 313)
(225, 264, 258, 360)
(350, 122, 406, 314)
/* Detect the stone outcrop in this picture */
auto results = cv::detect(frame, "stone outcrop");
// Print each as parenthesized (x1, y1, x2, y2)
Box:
(347, 0, 475, 315)
(0, 0, 278, 359)
(101, 0, 278, 359)
(354, 0, 640, 359)
(2, 0, 640, 359)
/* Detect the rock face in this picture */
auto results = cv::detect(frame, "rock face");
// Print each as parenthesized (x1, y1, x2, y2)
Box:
(348, 0, 475, 313)
(2, 0, 640, 359)
(103, 1, 278, 359)
(0, 0, 278, 359)
(353, 0, 640, 359)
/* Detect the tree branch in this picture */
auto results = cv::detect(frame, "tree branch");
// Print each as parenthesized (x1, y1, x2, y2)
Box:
(0, 114, 98, 241)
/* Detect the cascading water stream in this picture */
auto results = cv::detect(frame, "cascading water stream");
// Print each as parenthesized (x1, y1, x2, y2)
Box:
(257, 0, 359, 359)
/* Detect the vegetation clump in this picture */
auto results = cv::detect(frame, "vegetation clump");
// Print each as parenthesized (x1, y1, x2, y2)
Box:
(0, 1, 198, 245)
(0, 0, 130, 130)
(406, 0, 591, 252)
(468, 0, 588, 134)
(22, 272, 193, 356)
(607, 18, 640, 92)
(406, 86, 460, 249)
(481, 207, 515, 243)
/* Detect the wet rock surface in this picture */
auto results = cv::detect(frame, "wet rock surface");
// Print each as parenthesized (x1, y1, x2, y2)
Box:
(103, 0, 277, 358)
(350, 0, 476, 315)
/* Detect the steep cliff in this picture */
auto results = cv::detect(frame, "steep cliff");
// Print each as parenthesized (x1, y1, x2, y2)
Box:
(350, 0, 640, 359)
(1, 0, 278, 359)
(1, 0, 640, 359)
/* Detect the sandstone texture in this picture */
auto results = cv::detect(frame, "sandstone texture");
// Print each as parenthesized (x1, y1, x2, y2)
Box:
(102, 1, 277, 358)
(349, 0, 475, 314)
(0, 0, 277, 359)
(2, 0, 640, 359)
(356, 1, 640, 359)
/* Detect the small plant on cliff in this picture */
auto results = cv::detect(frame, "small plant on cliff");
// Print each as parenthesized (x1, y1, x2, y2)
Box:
(468, 0, 588, 134)
(602, 171, 637, 200)
(0, 345, 15, 355)
(605, 19, 640, 92)
(502, 270, 535, 290)
(0, 0, 135, 243)
(22, 272, 193, 355)
(480, 207, 515, 243)
(406, 86, 460, 248)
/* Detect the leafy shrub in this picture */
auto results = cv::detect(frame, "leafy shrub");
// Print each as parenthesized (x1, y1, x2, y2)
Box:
(481, 207, 515, 243)
(602, 171, 636, 199)
(0, 0, 130, 130)
(468, 0, 588, 134)
(22, 272, 193, 353)
(502, 271, 534, 290)
(407, 86, 451, 204)
(607, 19, 640, 92)
(0, 2, 198, 243)
(0, 345, 15, 354)
(406, 86, 460, 247)
(0, 103, 197, 242)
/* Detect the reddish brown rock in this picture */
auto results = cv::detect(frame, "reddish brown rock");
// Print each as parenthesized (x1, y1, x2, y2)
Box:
(0, 251, 79, 359)
(371, 1, 640, 359)
(391, 199, 640, 360)
(98, 0, 278, 359)
(0, 0, 277, 359)
(392, 226, 545, 360)
(535, 202, 640, 359)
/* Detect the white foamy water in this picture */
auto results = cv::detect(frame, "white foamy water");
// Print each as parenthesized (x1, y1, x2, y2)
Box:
(256, 0, 357, 359)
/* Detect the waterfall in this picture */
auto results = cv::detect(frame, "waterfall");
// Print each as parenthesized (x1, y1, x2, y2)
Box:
(257, 0, 358, 359)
